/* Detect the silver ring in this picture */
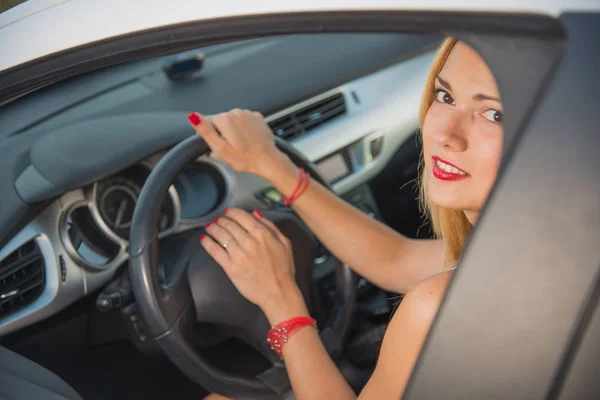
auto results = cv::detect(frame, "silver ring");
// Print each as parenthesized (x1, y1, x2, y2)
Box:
(222, 240, 230, 249)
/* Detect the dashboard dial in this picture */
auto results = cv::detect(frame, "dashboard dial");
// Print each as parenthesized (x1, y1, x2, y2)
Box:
(95, 176, 175, 240)
(96, 178, 141, 239)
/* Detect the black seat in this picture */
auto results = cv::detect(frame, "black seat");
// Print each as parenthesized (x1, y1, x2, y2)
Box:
(0, 346, 82, 400)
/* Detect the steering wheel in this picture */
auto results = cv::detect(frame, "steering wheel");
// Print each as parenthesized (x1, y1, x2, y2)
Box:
(129, 135, 357, 399)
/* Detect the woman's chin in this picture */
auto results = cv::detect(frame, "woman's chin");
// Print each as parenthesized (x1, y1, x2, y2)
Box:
(427, 190, 470, 211)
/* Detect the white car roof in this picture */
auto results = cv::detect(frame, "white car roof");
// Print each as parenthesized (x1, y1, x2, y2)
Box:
(1, 0, 599, 73)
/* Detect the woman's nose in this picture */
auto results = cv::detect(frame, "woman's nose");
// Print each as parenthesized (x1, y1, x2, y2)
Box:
(434, 110, 469, 152)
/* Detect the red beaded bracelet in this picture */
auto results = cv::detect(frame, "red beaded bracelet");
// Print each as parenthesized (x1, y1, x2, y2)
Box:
(267, 316, 317, 358)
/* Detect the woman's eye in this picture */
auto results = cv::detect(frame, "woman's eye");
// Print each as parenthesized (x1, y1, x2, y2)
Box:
(482, 109, 503, 123)
(434, 89, 454, 105)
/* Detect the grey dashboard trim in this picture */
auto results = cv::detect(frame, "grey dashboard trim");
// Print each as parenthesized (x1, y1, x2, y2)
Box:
(58, 189, 130, 272)
(0, 49, 435, 337)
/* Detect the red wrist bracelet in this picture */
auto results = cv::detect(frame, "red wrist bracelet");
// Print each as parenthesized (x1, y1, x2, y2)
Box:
(282, 168, 305, 206)
(282, 169, 310, 207)
(288, 171, 310, 205)
(267, 316, 317, 358)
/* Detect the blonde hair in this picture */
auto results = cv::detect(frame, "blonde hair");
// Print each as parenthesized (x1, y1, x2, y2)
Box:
(418, 38, 472, 268)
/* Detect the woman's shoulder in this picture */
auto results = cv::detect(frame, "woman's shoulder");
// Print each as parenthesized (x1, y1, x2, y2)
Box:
(383, 270, 455, 353)
(403, 269, 454, 316)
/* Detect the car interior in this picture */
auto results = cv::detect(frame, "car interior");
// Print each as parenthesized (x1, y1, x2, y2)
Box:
(0, 32, 442, 399)
(1, 7, 598, 397)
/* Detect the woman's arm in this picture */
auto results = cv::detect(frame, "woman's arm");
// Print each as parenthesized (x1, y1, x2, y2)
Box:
(189, 110, 444, 293)
(200, 208, 452, 399)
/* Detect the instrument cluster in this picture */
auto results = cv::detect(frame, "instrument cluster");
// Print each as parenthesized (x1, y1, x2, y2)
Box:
(62, 161, 227, 270)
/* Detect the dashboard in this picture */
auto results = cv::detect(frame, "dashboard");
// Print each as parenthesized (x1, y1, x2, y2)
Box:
(0, 33, 439, 337)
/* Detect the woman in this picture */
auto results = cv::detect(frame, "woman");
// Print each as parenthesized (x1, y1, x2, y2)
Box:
(191, 37, 503, 399)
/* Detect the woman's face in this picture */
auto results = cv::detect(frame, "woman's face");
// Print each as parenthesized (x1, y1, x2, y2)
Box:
(422, 42, 504, 223)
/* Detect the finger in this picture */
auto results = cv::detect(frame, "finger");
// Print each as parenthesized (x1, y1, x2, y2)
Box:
(200, 234, 232, 271)
(252, 209, 290, 246)
(215, 215, 256, 252)
(211, 112, 243, 148)
(205, 219, 238, 252)
(224, 208, 274, 241)
(187, 112, 229, 154)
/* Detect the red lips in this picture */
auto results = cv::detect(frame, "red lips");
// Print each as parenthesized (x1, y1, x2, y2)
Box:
(432, 156, 469, 181)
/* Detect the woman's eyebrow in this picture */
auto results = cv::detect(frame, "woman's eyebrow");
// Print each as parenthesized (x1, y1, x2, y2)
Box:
(473, 93, 501, 103)
(437, 76, 501, 104)
(436, 76, 452, 91)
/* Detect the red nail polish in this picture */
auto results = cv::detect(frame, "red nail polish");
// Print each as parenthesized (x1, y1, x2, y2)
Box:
(254, 209, 264, 218)
(215, 216, 220, 223)
(200, 234, 207, 241)
(188, 113, 201, 126)
(206, 222, 212, 228)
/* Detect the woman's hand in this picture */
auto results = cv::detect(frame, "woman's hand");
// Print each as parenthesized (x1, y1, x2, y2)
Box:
(200, 208, 309, 324)
(188, 109, 291, 180)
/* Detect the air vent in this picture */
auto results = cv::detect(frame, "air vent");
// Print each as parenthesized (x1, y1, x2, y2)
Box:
(0, 240, 45, 318)
(268, 93, 347, 140)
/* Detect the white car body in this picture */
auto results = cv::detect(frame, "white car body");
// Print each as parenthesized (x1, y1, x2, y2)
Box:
(1, 0, 599, 73)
